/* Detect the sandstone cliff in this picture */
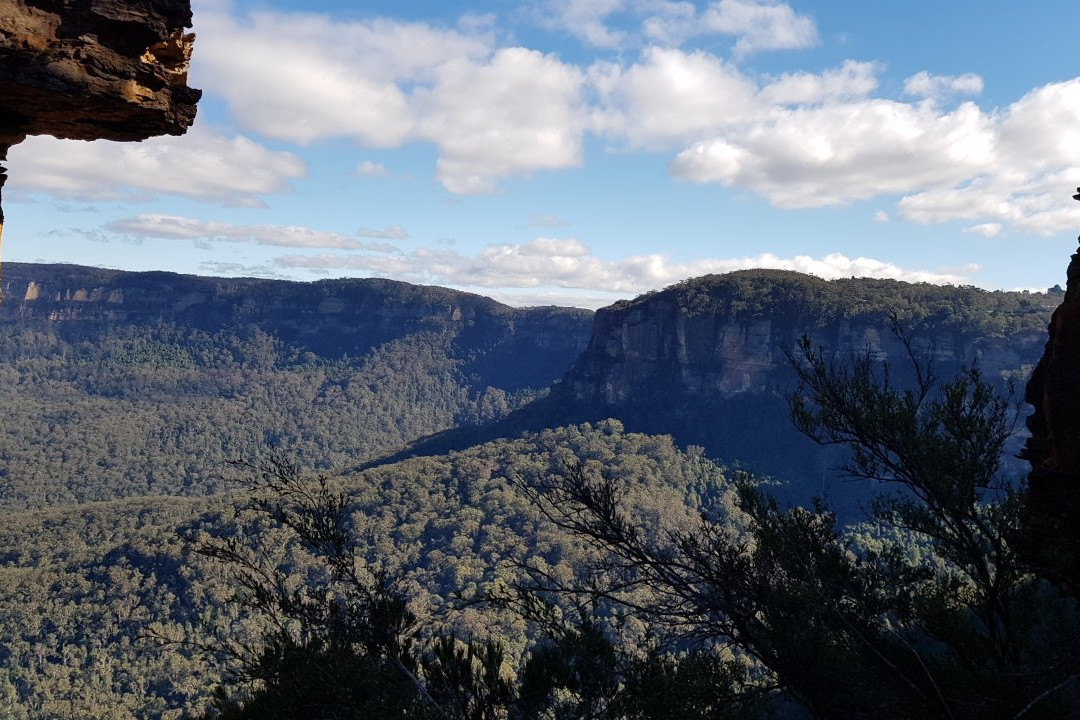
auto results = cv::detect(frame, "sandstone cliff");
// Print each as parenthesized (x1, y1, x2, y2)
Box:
(396, 271, 1053, 516)
(0, 0, 200, 147)
(0, 0, 201, 239)
(1020, 193, 1080, 594)
(563, 271, 1048, 408)
(0, 262, 594, 392)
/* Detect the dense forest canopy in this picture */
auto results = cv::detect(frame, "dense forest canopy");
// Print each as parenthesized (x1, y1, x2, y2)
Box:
(0, 262, 1073, 717)
(0, 423, 730, 718)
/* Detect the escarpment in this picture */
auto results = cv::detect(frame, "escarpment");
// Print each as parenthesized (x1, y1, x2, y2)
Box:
(1020, 189, 1080, 595)
(391, 271, 1053, 516)
(0, 262, 594, 390)
(560, 271, 1049, 409)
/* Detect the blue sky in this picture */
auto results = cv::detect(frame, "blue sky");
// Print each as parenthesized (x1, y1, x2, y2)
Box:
(6, 0, 1080, 308)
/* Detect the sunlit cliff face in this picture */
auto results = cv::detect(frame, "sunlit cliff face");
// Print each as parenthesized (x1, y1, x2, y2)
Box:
(0, 0, 200, 147)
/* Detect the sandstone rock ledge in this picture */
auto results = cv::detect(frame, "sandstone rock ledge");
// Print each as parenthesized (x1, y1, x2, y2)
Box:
(0, 0, 201, 148)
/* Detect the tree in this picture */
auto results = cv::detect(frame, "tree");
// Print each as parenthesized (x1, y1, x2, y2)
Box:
(522, 334, 1080, 719)
(192, 453, 513, 719)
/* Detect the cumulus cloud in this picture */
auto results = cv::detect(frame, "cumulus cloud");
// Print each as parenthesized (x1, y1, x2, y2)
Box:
(590, 47, 759, 148)
(670, 99, 994, 207)
(195, 8, 490, 146)
(758, 60, 880, 105)
(637, 0, 817, 55)
(272, 236, 976, 301)
(874, 210, 889, 223)
(105, 214, 401, 251)
(896, 79, 1080, 234)
(8, 125, 305, 204)
(414, 48, 587, 193)
(903, 71, 984, 101)
(666, 74, 1080, 233)
(640, 1, 698, 45)
(537, 0, 627, 48)
(703, 0, 818, 56)
(193, 6, 586, 194)
(63, 2, 1068, 239)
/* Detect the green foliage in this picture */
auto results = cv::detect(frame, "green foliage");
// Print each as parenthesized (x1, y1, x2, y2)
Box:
(195, 447, 759, 720)
(0, 262, 592, 509)
(0, 424, 729, 717)
(528, 346, 1080, 719)
(661, 269, 1053, 336)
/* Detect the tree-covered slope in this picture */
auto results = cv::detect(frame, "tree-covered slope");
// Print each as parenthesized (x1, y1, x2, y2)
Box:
(0, 423, 731, 718)
(393, 271, 1057, 515)
(0, 263, 592, 507)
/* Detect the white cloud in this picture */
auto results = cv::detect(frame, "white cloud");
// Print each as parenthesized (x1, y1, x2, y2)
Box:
(635, 0, 817, 55)
(104, 214, 400, 251)
(194, 9, 489, 147)
(903, 71, 984, 101)
(192, 7, 586, 194)
(84, 3, 1074, 239)
(357, 225, 409, 240)
(963, 223, 1002, 237)
(670, 99, 994, 207)
(272, 236, 976, 299)
(590, 47, 759, 149)
(874, 210, 889, 223)
(896, 79, 1080, 234)
(415, 48, 587, 194)
(758, 60, 880, 105)
(640, 1, 698, 45)
(357, 161, 388, 177)
(537, 0, 627, 48)
(702, 0, 818, 56)
(8, 125, 305, 204)
(666, 74, 1080, 233)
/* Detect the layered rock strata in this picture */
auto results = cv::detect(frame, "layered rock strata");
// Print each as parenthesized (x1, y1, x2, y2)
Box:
(0, 0, 200, 146)
(0, 0, 201, 286)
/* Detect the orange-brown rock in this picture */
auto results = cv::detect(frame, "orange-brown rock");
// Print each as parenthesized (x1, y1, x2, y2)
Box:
(0, 0, 201, 147)
(0, 0, 201, 263)
(1020, 188, 1080, 595)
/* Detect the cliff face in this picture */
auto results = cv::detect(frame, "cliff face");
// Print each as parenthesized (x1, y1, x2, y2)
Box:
(563, 272, 1048, 409)
(555, 271, 1051, 515)
(1021, 225, 1080, 594)
(0, 0, 200, 146)
(0, 262, 594, 391)
(392, 271, 1052, 516)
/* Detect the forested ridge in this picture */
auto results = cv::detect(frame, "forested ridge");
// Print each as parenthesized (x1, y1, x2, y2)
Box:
(0, 263, 591, 508)
(0, 423, 728, 718)
(385, 271, 1056, 517)
(0, 263, 1075, 718)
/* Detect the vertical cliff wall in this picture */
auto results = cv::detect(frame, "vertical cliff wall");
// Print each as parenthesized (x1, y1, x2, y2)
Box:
(1021, 189, 1080, 594)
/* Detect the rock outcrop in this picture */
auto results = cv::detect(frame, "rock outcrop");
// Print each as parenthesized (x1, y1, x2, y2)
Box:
(1020, 189, 1080, 594)
(550, 272, 1053, 515)
(561, 271, 1048, 409)
(392, 271, 1053, 517)
(0, 0, 200, 147)
(0, 0, 201, 274)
